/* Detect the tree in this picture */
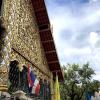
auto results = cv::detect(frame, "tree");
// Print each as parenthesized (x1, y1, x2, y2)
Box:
(60, 63, 100, 100)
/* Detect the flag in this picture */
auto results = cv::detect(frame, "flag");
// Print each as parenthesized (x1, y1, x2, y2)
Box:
(86, 93, 91, 100)
(32, 78, 40, 95)
(35, 83, 40, 95)
(43, 81, 51, 100)
(30, 71, 36, 84)
(27, 64, 32, 87)
(55, 74, 60, 100)
(47, 83, 51, 100)
(27, 64, 36, 93)
(27, 64, 35, 87)
(39, 83, 44, 96)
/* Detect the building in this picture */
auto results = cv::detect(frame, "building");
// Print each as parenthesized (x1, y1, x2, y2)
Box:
(0, 0, 64, 99)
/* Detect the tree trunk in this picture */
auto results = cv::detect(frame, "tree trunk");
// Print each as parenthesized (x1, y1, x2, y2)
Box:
(70, 95, 75, 100)
(77, 96, 80, 100)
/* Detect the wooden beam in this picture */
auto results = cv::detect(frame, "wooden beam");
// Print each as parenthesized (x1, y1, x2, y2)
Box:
(45, 50, 56, 54)
(34, 7, 45, 12)
(39, 28, 50, 32)
(48, 60, 58, 64)
(42, 40, 53, 43)
(39, 24, 49, 27)
(39, 24, 50, 30)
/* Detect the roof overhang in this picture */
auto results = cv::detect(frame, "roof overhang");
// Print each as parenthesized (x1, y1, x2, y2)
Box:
(31, 0, 64, 81)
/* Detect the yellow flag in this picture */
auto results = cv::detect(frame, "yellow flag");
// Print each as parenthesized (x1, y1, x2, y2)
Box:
(55, 75, 61, 100)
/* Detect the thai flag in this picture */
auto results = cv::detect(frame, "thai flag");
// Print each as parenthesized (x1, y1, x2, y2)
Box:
(32, 78, 40, 95)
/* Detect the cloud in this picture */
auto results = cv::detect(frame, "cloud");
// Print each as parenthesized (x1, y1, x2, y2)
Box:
(45, 0, 100, 80)
(93, 71, 100, 80)
(89, 0, 100, 3)
(89, 32, 99, 46)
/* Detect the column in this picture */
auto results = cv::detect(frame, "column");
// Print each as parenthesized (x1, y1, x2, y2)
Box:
(0, 16, 10, 91)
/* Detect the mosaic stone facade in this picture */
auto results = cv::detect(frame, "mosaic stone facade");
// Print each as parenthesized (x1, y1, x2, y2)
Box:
(0, 0, 53, 89)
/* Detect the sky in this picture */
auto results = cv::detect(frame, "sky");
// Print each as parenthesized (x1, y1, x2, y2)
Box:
(45, 0, 100, 80)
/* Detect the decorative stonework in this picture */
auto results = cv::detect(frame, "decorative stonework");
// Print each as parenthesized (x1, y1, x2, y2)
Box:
(0, 0, 53, 91)
(10, 49, 50, 80)
(0, 16, 11, 89)
(3, 0, 51, 76)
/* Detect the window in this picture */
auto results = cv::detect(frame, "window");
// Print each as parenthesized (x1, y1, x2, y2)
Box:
(0, 0, 3, 15)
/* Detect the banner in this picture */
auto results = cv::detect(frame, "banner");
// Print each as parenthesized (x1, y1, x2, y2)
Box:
(55, 75, 60, 100)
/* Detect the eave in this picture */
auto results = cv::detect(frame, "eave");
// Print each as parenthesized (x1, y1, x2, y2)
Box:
(31, 0, 64, 81)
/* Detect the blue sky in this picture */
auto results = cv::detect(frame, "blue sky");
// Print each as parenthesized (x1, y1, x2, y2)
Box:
(45, 0, 100, 80)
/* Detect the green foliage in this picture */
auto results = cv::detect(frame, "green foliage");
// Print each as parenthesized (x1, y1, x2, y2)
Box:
(60, 63, 100, 100)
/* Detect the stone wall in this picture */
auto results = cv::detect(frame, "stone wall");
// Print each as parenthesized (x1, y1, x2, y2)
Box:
(1, 0, 53, 85)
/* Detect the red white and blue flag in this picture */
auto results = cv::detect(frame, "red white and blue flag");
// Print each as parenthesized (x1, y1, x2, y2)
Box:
(32, 78, 40, 95)
(27, 64, 40, 95)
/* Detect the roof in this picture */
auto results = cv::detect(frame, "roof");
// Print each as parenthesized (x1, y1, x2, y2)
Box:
(31, 0, 64, 81)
